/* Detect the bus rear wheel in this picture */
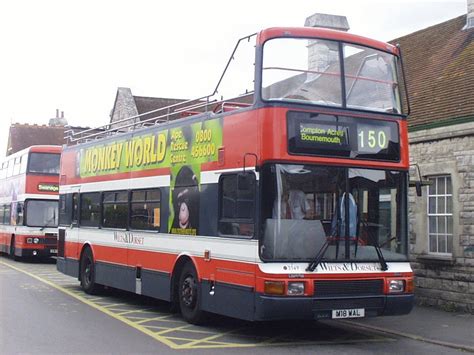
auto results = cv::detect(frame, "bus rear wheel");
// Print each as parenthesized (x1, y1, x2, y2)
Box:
(178, 262, 205, 324)
(80, 247, 101, 294)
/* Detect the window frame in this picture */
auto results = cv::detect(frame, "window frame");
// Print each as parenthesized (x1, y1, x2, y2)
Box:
(16, 202, 24, 225)
(13, 157, 21, 175)
(102, 190, 129, 230)
(6, 160, 14, 177)
(3, 204, 11, 225)
(27, 152, 61, 175)
(59, 194, 73, 226)
(19, 154, 28, 174)
(130, 188, 161, 231)
(427, 175, 453, 255)
(218, 172, 257, 238)
(0, 205, 6, 225)
(23, 199, 59, 228)
(79, 192, 101, 228)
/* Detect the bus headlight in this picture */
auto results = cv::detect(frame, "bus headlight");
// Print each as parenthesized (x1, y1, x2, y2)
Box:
(27, 238, 33, 244)
(33, 238, 40, 244)
(287, 282, 305, 296)
(388, 279, 404, 293)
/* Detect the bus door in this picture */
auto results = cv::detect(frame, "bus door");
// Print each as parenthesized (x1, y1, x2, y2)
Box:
(59, 187, 80, 260)
(212, 171, 257, 320)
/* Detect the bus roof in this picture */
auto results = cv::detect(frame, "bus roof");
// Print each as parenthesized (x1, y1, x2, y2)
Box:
(3, 145, 61, 161)
(257, 27, 398, 55)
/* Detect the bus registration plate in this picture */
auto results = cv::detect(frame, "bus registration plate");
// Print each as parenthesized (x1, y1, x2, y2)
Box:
(50, 249, 58, 254)
(332, 308, 365, 319)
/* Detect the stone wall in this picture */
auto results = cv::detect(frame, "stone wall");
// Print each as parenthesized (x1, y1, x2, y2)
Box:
(408, 121, 474, 313)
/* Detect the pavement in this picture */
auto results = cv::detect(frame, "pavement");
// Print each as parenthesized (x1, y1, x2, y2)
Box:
(342, 305, 474, 352)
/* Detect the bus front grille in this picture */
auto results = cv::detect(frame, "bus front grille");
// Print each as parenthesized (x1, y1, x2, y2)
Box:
(314, 279, 384, 297)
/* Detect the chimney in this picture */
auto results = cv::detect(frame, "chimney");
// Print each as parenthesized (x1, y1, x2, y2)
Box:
(304, 13, 349, 79)
(49, 109, 68, 126)
(465, 0, 474, 30)
(304, 13, 349, 31)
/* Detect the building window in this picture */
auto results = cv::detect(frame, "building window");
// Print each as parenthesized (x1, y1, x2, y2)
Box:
(130, 189, 161, 230)
(427, 176, 453, 254)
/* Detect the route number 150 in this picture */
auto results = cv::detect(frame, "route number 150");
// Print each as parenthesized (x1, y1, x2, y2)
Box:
(358, 129, 388, 150)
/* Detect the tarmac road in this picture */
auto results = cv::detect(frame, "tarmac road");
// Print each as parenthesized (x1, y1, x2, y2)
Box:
(0, 255, 470, 354)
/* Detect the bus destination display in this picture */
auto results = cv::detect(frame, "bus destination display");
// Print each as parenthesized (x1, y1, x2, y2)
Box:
(288, 112, 400, 161)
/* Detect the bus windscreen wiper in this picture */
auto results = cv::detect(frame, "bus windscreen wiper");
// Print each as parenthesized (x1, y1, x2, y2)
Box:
(306, 239, 331, 272)
(361, 220, 388, 271)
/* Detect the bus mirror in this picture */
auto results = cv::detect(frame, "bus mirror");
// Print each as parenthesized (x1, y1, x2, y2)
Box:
(409, 180, 423, 197)
(409, 163, 429, 197)
(409, 179, 431, 197)
(238, 172, 254, 191)
(415, 181, 422, 197)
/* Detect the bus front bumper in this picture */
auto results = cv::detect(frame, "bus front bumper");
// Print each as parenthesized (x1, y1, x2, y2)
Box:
(254, 293, 414, 321)
(15, 246, 57, 258)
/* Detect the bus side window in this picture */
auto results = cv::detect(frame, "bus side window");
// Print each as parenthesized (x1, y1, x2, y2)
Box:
(0, 205, 5, 224)
(4, 204, 11, 225)
(218, 172, 256, 237)
(6, 160, 14, 178)
(16, 203, 24, 225)
(0, 162, 6, 179)
(13, 157, 21, 175)
(130, 189, 161, 231)
(80, 192, 101, 227)
(19, 155, 28, 174)
(59, 194, 72, 226)
(102, 191, 128, 229)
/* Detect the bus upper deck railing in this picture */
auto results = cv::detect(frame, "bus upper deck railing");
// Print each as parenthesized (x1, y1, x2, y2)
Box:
(64, 92, 254, 146)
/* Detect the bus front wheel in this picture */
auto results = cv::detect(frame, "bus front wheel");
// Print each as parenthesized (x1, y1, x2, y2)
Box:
(80, 247, 101, 294)
(178, 262, 205, 324)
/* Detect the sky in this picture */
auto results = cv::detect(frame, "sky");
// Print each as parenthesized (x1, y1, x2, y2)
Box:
(0, 0, 468, 158)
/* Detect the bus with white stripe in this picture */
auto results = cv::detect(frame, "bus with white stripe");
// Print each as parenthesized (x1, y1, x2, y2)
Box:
(0, 145, 60, 259)
(57, 27, 414, 323)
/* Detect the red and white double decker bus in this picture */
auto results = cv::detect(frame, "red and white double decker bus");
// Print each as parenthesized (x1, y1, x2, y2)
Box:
(0, 145, 60, 259)
(57, 27, 414, 323)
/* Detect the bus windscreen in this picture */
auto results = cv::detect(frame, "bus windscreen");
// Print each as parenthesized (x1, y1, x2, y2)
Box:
(28, 153, 60, 174)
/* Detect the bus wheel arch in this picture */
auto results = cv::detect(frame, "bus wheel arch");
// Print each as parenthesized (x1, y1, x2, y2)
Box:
(171, 256, 206, 324)
(171, 256, 193, 305)
(79, 244, 101, 294)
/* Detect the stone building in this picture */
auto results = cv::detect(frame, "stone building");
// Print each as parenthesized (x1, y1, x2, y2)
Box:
(109, 87, 187, 128)
(395, 13, 474, 312)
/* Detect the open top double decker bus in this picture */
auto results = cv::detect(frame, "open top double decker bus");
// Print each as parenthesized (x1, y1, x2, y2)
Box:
(0, 145, 60, 259)
(57, 26, 413, 323)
